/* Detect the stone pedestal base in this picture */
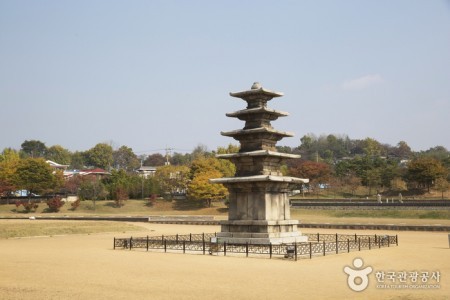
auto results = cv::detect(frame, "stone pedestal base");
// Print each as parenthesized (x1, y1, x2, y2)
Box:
(216, 219, 308, 244)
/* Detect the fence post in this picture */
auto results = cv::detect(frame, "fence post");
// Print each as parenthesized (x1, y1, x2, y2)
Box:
(189, 233, 192, 242)
(146, 235, 149, 251)
(396, 235, 398, 246)
(176, 234, 179, 244)
(347, 239, 350, 253)
(375, 234, 377, 245)
(269, 243, 272, 259)
(130, 237, 133, 251)
(162, 235, 164, 245)
(294, 242, 298, 261)
(379, 237, 381, 248)
(358, 238, 361, 251)
(164, 239, 167, 253)
(354, 233, 357, 242)
(317, 233, 320, 242)
(113, 237, 116, 250)
(335, 234, 338, 254)
(224, 242, 227, 256)
(202, 239, 205, 255)
(369, 237, 371, 250)
(309, 242, 312, 259)
(246, 242, 249, 257)
(323, 241, 326, 256)
(183, 240, 186, 254)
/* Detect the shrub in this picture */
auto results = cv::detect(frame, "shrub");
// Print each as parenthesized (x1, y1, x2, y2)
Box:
(113, 187, 128, 207)
(46, 196, 65, 212)
(70, 199, 81, 210)
(15, 201, 39, 213)
(146, 194, 157, 207)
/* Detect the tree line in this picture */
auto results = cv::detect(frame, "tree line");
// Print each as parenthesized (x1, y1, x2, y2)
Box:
(0, 135, 449, 206)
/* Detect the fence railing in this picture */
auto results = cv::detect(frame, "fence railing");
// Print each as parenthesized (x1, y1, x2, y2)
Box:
(113, 233, 398, 261)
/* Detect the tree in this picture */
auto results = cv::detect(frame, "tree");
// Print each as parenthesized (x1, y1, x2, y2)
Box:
(20, 140, 47, 158)
(144, 153, 166, 166)
(362, 138, 383, 157)
(13, 158, 58, 195)
(70, 151, 87, 169)
(434, 177, 449, 200)
(395, 141, 412, 159)
(191, 144, 211, 160)
(105, 169, 131, 207)
(170, 152, 192, 166)
(46, 145, 72, 165)
(154, 165, 190, 199)
(391, 177, 407, 193)
(407, 157, 448, 192)
(0, 148, 20, 195)
(113, 146, 140, 171)
(288, 160, 331, 194)
(85, 143, 113, 170)
(216, 144, 240, 155)
(77, 176, 107, 201)
(187, 169, 228, 207)
(420, 146, 449, 161)
(190, 157, 235, 179)
(187, 156, 234, 205)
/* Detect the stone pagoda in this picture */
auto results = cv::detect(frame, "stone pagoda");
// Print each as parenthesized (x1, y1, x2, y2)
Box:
(211, 82, 308, 244)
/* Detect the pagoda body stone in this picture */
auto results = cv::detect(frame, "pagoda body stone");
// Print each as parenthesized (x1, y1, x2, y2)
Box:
(211, 83, 308, 244)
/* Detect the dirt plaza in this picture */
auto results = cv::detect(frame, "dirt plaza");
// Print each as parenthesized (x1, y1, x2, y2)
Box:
(0, 221, 448, 300)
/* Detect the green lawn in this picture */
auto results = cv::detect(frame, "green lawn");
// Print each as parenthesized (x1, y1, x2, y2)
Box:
(1, 198, 449, 225)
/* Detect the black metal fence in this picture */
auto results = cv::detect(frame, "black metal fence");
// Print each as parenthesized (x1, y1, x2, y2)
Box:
(113, 232, 398, 261)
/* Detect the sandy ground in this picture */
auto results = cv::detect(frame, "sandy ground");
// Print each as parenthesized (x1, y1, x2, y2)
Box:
(0, 222, 448, 300)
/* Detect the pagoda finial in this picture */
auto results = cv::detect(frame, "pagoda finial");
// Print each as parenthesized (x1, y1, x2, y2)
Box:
(251, 82, 261, 89)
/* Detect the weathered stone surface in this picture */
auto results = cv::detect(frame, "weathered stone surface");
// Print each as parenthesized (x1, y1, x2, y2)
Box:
(211, 83, 308, 244)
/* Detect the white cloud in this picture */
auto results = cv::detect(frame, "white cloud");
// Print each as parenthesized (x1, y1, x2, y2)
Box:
(341, 74, 384, 91)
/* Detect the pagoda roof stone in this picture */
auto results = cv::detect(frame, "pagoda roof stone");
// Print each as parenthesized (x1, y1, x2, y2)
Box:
(216, 150, 300, 160)
(221, 127, 294, 138)
(226, 107, 289, 118)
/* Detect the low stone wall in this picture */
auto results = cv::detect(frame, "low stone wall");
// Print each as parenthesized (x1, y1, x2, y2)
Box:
(298, 223, 450, 232)
(1, 216, 448, 232)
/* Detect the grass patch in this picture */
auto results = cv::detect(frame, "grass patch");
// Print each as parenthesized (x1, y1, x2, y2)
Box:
(0, 199, 228, 216)
(0, 220, 144, 239)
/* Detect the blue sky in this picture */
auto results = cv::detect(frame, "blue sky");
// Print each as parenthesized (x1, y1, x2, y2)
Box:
(1, 1, 449, 155)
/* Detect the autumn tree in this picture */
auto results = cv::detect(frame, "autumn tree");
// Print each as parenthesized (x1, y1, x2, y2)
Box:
(187, 168, 228, 207)
(407, 157, 448, 192)
(187, 156, 232, 206)
(154, 165, 190, 199)
(288, 160, 331, 190)
(0, 148, 20, 195)
(13, 158, 59, 195)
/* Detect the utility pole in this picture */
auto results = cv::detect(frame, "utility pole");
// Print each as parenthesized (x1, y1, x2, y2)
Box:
(165, 147, 173, 165)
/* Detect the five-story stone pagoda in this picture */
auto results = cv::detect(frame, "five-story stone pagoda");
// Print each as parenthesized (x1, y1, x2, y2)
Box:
(211, 82, 309, 245)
